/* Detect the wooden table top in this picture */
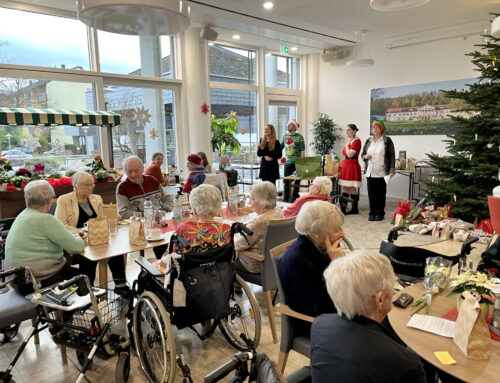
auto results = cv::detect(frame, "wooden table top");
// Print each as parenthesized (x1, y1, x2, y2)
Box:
(388, 283, 500, 382)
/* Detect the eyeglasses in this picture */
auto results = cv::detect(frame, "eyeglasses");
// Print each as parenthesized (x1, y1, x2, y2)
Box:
(78, 183, 94, 188)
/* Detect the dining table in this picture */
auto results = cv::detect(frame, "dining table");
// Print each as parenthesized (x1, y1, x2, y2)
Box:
(388, 282, 500, 382)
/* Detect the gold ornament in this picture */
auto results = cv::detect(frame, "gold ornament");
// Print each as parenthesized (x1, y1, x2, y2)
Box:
(133, 105, 152, 126)
(240, 127, 246, 134)
(149, 128, 159, 140)
(227, 111, 239, 121)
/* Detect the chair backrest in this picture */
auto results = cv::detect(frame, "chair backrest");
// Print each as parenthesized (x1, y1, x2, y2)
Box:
(204, 173, 229, 201)
(261, 217, 298, 291)
(269, 239, 296, 306)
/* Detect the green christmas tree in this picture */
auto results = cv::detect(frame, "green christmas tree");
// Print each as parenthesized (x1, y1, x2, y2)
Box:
(426, 20, 500, 222)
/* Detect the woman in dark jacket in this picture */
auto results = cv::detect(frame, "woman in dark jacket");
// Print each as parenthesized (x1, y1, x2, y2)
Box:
(257, 124, 282, 187)
(361, 120, 395, 221)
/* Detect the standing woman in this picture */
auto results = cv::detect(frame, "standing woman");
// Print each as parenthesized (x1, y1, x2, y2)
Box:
(339, 124, 362, 214)
(257, 124, 282, 187)
(361, 120, 395, 222)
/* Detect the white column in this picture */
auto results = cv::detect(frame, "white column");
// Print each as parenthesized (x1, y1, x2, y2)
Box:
(181, 28, 212, 165)
(305, 53, 320, 155)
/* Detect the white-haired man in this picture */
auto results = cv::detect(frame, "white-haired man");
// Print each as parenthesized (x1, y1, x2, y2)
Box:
(283, 176, 332, 218)
(116, 155, 173, 219)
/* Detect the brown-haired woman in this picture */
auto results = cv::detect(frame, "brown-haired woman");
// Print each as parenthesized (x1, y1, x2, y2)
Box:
(197, 151, 213, 173)
(144, 152, 167, 186)
(257, 124, 282, 187)
(339, 124, 362, 214)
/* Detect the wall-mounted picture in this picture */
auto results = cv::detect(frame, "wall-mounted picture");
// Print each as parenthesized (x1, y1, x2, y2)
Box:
(370, 78, 476, 135)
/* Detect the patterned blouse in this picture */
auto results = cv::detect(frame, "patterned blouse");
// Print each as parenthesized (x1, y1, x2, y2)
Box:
(176, 221, 231, 253)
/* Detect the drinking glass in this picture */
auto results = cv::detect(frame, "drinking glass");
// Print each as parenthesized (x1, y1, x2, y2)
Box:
(108, 217, 118, 236)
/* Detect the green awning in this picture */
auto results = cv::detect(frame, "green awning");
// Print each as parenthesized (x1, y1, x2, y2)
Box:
(0, 107, 121, 127)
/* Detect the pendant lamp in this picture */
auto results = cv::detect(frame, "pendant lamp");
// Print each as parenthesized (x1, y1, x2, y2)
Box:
(346, 31, 374, 68)
(77, 0, 191, 36)
(370, 0, 431, 11)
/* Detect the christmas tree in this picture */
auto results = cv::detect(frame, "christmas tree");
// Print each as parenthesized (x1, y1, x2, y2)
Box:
(426, 19, 500, 222)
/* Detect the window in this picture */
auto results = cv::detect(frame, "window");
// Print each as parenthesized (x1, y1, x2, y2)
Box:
(265, 54, 300, 89)
(0, 7, 90, 70)
(98, 32, 175, 78)
(209, 44, 257, 85)
(0, 76, 100, 174)
(268, 102, 297, 142)
(105, 86, 177, 169)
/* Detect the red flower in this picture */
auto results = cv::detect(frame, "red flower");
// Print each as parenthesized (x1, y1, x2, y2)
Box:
(5, 183, 16, 192)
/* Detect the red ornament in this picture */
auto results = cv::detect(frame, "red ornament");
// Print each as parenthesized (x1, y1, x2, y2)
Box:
(201, 103, 210, 115)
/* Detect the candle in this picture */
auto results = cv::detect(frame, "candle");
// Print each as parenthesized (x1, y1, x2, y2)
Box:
(454, 195, 457, 202)
(453, 139, 456, 145)
(432, 176, 435, 182)
(475, 134, 478, 140)
(469, 153, 472, 160)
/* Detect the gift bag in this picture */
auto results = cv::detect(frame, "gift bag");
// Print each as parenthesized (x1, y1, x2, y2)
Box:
(295, 156, 322, 178)
(88, 217, 109, 245)
(102, 203, 119, 220)
(392, 200, 411, 222)
(129, 216, 146, 246)
(453, 291, 491, 359)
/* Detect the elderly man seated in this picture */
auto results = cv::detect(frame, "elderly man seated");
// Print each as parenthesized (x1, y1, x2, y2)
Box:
(117, 155, 173, 219)
(311, 250, 426, 383)
(283, 176, 332, 218)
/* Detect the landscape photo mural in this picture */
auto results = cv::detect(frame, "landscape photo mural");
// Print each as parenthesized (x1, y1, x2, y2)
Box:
(370, 78, 476, 135)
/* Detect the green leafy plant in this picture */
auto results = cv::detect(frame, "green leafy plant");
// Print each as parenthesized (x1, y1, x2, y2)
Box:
(211, 113, 241, 170)
(310, 112, 342, 156)
(448, 270, 497, 304)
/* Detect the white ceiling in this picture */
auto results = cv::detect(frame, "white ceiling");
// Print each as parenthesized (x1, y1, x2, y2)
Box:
(5, 0, 500, 53)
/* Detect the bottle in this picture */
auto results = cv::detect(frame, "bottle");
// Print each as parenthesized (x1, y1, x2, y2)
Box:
(228, 187, 238, 215)
(143, 197, 154, 237)
(493, 296, 500, 331)
(173, 195, 182, 221)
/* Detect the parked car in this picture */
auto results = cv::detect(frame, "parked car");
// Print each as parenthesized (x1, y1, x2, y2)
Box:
(13, 147, 34, 156)
(42, 150, 56, 156)
(2, 150, 33, 161)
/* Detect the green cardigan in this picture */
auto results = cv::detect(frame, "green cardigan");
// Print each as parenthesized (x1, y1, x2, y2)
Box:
(5, 208, 85, 279)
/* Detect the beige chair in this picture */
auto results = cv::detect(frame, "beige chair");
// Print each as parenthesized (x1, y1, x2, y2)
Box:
(236, 217, 298, 344)
(203, 173, 229, 201)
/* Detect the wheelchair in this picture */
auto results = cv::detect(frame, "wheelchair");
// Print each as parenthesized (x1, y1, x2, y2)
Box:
(379, 225, 480, 286)
(127, 222, 262, 383)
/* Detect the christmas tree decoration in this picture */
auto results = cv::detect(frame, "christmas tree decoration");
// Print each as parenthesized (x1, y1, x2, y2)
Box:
(133, 105, 151, 126)
(149, 128, 159, 140)
(426, 20, 500, 221)
(201, 103, 210, 115)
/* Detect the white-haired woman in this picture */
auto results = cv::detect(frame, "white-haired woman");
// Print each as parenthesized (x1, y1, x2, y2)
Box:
(55, 171, 126, 286)
(311, 251, 426, 382)
(5, 180, 86, 288)
(283, 176, 332, 218)
(278, 200, 344, 319)
(176, 184, 231, 253)
(234, 181, 284, 274)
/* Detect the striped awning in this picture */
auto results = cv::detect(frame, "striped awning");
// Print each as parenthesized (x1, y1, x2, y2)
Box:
(0, 107, 121, 127)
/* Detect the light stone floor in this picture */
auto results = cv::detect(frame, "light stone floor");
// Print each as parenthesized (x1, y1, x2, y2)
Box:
(2, 197, 481, 383)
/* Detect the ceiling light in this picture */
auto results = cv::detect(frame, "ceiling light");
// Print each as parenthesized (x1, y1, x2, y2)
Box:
(77, 0, 190, 36)
(263, 2, 274, 10)
(492, 16, 500, 38)
(291, 46, 298, 51)
(232, 34, 241, 40)
(346, 30, 374, 68)
(370, 0, 430, 11)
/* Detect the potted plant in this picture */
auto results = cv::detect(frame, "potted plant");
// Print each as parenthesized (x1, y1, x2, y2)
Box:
(211, 113, 241, 171)
(310, 112, 342, 173)
(448, 270, 497, 318)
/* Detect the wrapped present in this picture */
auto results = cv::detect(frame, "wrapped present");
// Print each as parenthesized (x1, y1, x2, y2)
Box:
(432, 225, 441, 238)
(436, 206, 448, 221)
(440, 224, 451, 240)
(454, 229, 470, 242)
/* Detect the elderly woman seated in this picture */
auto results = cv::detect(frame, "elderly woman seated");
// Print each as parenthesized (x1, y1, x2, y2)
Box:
(5, 180, 86, 288)
(311, 251, 426, 382)
(176, 184, 231, 252)
(283, 176, 332, 218)
(55, 171, 126, 286)
(233, 181, 284, 274)
(278, 200, 344, 319)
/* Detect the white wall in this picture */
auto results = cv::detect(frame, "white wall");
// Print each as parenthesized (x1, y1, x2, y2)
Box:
(316, 34, 481, 198)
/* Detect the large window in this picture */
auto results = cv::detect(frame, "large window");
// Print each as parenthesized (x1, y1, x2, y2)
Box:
(105, 86, 177, 169)
(0, 8, 90, 70)
(209, 44, 257, 85)
(265, 54, 300, 89)
(98, 32, 175, 78)
(0, 76, 100, 173)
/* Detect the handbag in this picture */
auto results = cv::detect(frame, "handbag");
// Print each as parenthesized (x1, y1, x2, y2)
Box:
(294, 156, 322, 178)
(87, 217, 109, 246)
(129, 216, 147, 246)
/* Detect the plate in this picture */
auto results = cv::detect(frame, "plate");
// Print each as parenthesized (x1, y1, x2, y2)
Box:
(146, 236, 164, 242)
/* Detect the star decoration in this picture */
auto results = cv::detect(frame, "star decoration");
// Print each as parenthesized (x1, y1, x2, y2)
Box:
(240, 127, 246, 135)
(49, 138, 66, 155)
(133, 105, 152, 126)
(227, 111, 239, 121)
(201, 103, 210, 115)
(149, 128, 159, 140)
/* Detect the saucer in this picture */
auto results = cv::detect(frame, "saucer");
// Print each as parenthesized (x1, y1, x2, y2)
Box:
(146, 235, 163, 242)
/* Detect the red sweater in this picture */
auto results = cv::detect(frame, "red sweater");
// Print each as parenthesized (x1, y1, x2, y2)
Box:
(144, 163, 167, 186)
(283, 194, 330, 218)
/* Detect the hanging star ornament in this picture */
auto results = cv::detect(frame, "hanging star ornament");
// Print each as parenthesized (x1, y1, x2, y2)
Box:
(240, 127, 246, 134)
(133, 105, 152, 126)
(201, 103, 210, 115)
(227, 111, 239, 121)
(149, 128, 159, 140)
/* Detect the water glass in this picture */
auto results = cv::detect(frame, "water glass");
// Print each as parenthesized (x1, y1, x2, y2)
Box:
(108, 217, 118, 236)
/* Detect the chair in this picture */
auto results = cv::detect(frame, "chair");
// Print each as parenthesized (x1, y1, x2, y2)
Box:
(269, 240, 314, 374)
(236, 217, 298, 344)
(203, 173, 229, 201)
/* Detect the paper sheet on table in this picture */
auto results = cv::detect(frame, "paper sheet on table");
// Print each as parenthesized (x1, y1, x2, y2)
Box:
(407, 314, 456, 338)
(384, 174, 391, 186)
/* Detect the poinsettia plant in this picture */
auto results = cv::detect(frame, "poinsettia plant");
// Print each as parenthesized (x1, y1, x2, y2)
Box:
(447, 270, 497, 305)
(0, 158, 13, 172)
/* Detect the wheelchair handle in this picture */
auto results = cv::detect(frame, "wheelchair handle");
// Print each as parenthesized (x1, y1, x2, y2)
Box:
(233, 222, 253, 236)
(388, 226, 405, 243)
(204, 352, 250, 383)
(460, 236, 480, 256)
(0, 266, 25, 279)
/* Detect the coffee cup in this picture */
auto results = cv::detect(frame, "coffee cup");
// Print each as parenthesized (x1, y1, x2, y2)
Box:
(149, 228, 162, 240)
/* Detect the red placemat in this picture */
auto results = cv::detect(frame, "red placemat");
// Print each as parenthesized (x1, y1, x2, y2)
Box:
(441, 307, 500, 341)
(219, 207, 242, 218)
(159, 222, 176, 233)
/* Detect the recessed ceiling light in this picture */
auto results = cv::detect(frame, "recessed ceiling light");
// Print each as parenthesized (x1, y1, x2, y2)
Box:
(232, 34, 241, 40)
(208, 42, 214, 46)
(263, 2, 274, 10)
(291, 46, 298, 51)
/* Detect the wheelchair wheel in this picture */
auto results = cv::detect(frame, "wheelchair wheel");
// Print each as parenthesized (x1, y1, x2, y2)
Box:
(133, 291, 176, 383)
(115, 352, 130, 383)
(0, 323, 19, 344)
(218, 275, 261, 351)
(340, 236, 354, 254)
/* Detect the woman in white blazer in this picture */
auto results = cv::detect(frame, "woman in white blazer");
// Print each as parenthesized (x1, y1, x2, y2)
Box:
(55, 171, 126, 289)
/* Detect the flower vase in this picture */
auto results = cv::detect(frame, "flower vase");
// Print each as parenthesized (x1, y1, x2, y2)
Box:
(457, 294, 490, 318)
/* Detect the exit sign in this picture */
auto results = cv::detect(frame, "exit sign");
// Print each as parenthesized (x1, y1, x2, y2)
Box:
(280, 45, 289, 54)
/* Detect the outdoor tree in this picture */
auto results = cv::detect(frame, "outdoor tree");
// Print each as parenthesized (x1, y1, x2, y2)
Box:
(310, 112, 342, 156)
(426, 21, 500, 221)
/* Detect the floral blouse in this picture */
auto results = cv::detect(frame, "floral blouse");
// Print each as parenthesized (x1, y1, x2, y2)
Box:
(176, 221, 231, 253)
